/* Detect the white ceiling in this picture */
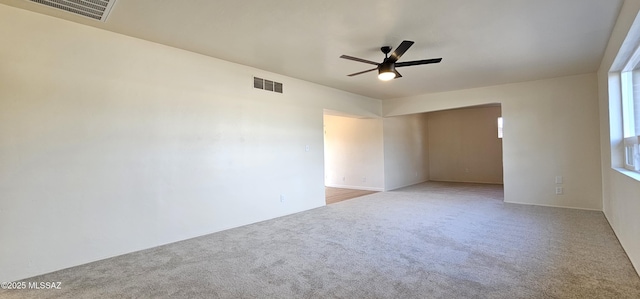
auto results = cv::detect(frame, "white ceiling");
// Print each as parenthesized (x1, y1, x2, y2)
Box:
(0, 0, 623, 100)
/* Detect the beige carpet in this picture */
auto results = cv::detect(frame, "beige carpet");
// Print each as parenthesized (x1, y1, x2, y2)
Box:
(2, 182, 639, 298)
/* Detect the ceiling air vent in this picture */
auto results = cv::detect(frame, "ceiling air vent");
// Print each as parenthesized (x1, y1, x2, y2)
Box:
(253, 77, 283, 94)
(28, 0, 117, 22)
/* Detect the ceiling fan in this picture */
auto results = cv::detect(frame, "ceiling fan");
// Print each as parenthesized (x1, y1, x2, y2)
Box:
(340, 40, 442, 81)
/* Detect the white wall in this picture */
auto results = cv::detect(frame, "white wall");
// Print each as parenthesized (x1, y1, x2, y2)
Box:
(384, 73, 602, 210)
(427, 106, 503, 184)
(382, 114, 430, 190)
(597, 0, 640, 274)
(323, 114, 384, 191)
(0, 5, 380, 282)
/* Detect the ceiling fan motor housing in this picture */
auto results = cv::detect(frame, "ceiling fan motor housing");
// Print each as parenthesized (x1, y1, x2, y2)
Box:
(379, 59, 395, 74)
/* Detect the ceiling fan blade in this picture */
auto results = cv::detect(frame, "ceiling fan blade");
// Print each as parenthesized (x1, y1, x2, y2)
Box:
(340, 55, 379, 66)
(395, 58, 442, 67)
(393, 70, 402, 79)
(347, 67, 378, 77)
(389, 40, 414, 62)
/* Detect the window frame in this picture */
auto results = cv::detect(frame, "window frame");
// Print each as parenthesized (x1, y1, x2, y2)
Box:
(618, 42, 640, 174)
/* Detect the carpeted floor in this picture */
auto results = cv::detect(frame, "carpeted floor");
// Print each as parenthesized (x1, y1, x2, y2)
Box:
(2, 182, 639, 298)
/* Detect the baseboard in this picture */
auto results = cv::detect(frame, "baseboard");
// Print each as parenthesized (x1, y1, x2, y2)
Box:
(429, 179, 504, 185)
(325, 184, 384, 192)
(503, 200, 602, 212)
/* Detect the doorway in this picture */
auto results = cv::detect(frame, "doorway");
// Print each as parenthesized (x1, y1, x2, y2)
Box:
(323, 111, 384, 204)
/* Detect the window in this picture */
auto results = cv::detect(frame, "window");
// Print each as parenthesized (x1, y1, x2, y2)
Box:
(620, 58, 640, 172)
(625, 136, 640, 171)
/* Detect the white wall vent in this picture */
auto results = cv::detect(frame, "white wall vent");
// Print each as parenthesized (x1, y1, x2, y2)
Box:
(253, 77, 283, 94)
(27, 0, 117, 22)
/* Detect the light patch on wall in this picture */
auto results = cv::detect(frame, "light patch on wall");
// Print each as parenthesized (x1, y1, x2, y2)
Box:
(498, 117, 503, 139)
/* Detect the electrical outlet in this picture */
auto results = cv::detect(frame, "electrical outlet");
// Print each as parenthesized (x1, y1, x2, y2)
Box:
(362, 177, 367, 183)
(305, 145, 310, 152)
(280, 195, 285, 203)
(555, 176, 563, 184)
(555, 187, 563, 195)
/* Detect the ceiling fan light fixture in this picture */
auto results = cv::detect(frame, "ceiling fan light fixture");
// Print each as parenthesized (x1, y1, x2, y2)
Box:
(378, 61, 396, 81)
(378, 71, 396, 81)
